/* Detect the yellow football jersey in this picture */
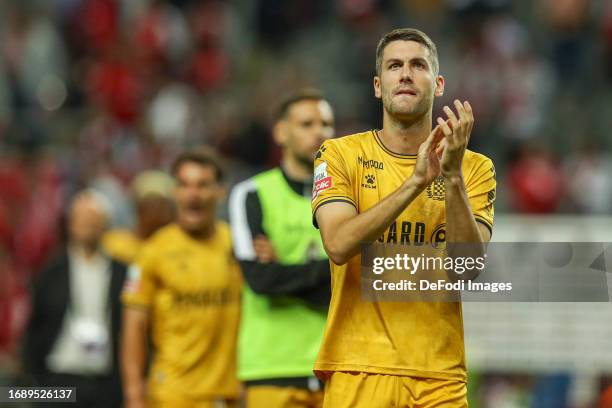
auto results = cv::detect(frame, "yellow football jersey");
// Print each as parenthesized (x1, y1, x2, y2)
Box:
(311, 130, 495, 382)
(122, 222, 242, 401)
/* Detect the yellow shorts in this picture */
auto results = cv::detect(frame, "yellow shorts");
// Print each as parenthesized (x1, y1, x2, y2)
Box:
(322, 372, 467, 408)
(246, 386, 324, 408)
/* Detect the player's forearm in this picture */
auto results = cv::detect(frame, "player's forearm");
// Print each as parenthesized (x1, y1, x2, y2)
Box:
(444, 176, 484, 243)
(444, 176, 486, 280)
(324, 178, 424, 265)
(238, 260, 329, 295)
(121, 311, 148, 403)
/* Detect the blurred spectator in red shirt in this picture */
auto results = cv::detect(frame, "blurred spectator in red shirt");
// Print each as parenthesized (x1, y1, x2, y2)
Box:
(75, 0, 119, 54)
(0, 151, 64, 277)
(508, 145, 566, 213)
(85, 51, 144, 125)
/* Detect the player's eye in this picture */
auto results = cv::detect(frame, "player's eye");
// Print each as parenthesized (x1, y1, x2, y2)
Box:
(413, 61, 426, 69)
(389, 62, 401, 70)
(301, 120, 314, 128)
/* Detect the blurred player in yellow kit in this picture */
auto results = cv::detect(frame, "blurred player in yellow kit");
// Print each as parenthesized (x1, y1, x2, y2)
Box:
(312, 29, 496, 407)
(121, 149, 241, 408)
(103, 170, 175, 264)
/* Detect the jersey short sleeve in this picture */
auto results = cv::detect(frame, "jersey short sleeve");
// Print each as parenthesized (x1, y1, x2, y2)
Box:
(466, 157, 496, 233)
(121, 243, 158, 309)
(311, 139, 357, 221)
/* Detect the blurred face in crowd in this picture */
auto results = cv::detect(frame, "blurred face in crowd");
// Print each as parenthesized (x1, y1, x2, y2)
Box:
(374, 40, 444, 121)
(275, 99, 335, 169)
(174, 162, 223, 235)
(68, 193, 109, 250)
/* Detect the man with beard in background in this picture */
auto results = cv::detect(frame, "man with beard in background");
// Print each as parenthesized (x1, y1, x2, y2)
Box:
(229, 90, 334, 407)
(122, 149, 241, 408)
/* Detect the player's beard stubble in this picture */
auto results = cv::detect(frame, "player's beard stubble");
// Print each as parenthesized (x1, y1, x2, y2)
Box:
(382, 83, 433, 122)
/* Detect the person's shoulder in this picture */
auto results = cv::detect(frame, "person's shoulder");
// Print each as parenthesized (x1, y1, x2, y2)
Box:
(465, 149, 494, 166)
(250, 166, 285, 187)
(231, 169, 265, 191)
(102, 229, 140, 264)
(103, 228, 135, 241)
(324, 131, 373, 150)
(213, 220, 234, 250)
(253, 167, 280, 178)
(142, 223, 180, 250)
(36, 248, 69, 284)
(135, 223, 182, 265)
(215, 220, 231, 235)
(320, 131, 374, 165)
(464, 149, 495, 177)
(228, 175, 260, 211)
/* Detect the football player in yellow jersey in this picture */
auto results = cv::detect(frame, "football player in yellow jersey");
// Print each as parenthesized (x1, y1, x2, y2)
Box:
(121, 149, 242, 408)
(312, 28, 496, 407)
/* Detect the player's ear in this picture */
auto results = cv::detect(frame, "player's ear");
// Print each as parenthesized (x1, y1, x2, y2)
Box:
(374, 76, 382, 99)
(273, 121, 287, 147)
(434, 75, 445, 97)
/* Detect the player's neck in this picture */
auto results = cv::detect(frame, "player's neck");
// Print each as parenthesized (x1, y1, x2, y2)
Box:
(380, 111, 432, 155)
(179, 220, 216, 241)
(282, 155, 312, 183)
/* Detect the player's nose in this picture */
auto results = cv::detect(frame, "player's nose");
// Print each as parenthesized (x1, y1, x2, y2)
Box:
(399, 66, 413, 83)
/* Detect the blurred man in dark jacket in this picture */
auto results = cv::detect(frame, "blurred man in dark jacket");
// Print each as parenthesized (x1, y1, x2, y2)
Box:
(23, 189, 127, 408)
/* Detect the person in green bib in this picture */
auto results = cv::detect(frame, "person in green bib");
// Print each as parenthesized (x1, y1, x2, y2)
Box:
(229, 90, 335, 408)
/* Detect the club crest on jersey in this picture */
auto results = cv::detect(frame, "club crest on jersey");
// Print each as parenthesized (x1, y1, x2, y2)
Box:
(313, 162, 332, 199)
(426, 176, 445, 201)
(361, 174, 377, 189)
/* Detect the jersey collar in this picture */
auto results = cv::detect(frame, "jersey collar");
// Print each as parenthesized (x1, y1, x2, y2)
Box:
(372, 130, 418, 159)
